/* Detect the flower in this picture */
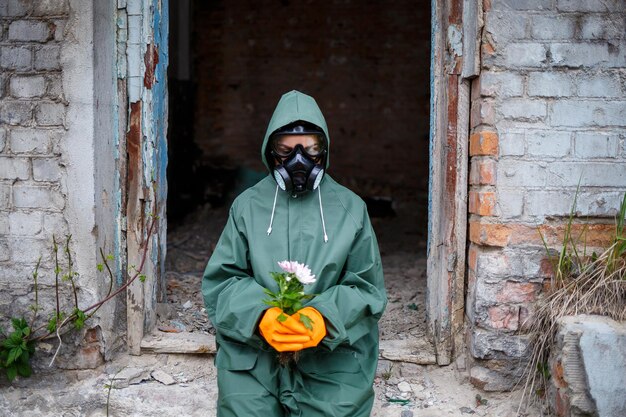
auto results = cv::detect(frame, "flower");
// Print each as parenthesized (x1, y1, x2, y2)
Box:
(277, 260, 316, 285)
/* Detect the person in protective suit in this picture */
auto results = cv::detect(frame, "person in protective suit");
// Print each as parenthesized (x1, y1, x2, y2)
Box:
(202, 90, 387, 417)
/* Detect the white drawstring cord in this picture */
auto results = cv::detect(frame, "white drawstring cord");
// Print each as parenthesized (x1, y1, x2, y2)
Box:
(267, 184, 279, 235)
(318, 185, 328, 243)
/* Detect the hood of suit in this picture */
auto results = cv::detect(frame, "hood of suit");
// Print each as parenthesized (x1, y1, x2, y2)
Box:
(261, 90, 330, 172)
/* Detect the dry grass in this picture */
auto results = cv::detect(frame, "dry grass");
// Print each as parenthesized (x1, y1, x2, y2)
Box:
(515, 193, 626, 414)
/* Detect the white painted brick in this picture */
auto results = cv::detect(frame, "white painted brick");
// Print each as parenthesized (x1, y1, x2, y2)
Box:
(8, 20, 50, 42)
(0, 73, 6, 98)
(10, 129, 50, 154)
(7, 0, 31, 17)
(53, 18, 66, 41)
(9, 211, 43, 235)
(0, 101, 32, 125)
(580, 15, 624, 40)
(46, 75, 63, 99)
(10, 75, 46, 98)
(577, 192, 626, 218)
(35, 102, 65, 126)
(496, 191, 524, 218)
(551, 100, 625, 127)
(499, 161, 626, 188)
(499, 99, 547, 121)
(33, 157, 62, 181)
(525, 190, 576, 217)
(0, 157, 30, 180)
(574, 132, 620, 158)
(557, 0, 622, 12)
(531, 15, 576, 40)
(499, 132, 525, 156)
(0, 213, 8, 234)
(0, 240, 8, 262)
(526, 191, 625, 218)
(0, 46, 32, 71)
(34, 45, 60, 70)
(485, 11, 527, 45)
(577, 73, 622, 98)
(504, 43, 548, 67)
(528, 72, 574, 97)
(7, 237, 51, 264)
(550, 42, 616, 68)
(0, 184, 10, 209)
(33, 0, 70, 16)
(494, 0, 553, 10)
(43, 212, 69, 236)
(480, 71, 524, 97)
(527, 130, 571, 157)
(13, 184, 64, 209)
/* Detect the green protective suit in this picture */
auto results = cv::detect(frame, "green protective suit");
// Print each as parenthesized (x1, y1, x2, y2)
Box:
(202, 90, 387, 417)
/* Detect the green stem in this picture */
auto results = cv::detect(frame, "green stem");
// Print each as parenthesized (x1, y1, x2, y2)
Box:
(53, 235, 60, 321)
(29, 256, 42, 330)
(65, 234, 79, 310)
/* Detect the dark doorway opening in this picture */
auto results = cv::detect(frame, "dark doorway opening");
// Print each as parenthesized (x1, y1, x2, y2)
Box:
(163, 0, 432, 350)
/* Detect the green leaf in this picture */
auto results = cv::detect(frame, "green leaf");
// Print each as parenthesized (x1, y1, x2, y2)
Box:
(7, 347, 20, 365)
(299, 313, 314, 331)
(16, 361, 31, 377)
(6, 365, 17, 381)
(11, 318, 27, 331)
(276, 313, 288, 323)
(139, 274, 146, 283)
(47, 318, 57, 333)
(97, 264, 104, 272)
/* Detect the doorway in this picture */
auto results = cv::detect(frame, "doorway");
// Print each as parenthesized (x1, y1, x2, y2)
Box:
(161, 0, 435, 358)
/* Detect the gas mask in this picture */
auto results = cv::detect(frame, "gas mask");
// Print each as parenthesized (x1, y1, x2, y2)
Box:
(272, 144, 325, 195)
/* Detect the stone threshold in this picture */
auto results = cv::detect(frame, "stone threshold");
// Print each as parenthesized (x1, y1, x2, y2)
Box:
(140, 332, 437, 364)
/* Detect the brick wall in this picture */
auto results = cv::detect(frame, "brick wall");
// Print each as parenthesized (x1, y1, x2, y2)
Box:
(190, 0, 431, 198)
(467, 0, 626, 390)
(0, 0, 73, 323)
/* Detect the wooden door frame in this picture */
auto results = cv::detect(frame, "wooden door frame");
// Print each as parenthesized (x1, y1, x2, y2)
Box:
(120, 0, 482, 360)
(427, 0, 480, 365)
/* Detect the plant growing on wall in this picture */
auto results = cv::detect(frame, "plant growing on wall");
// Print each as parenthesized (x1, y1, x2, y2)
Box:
(517, 192, 626, 412)
(0, 205, 159, 382)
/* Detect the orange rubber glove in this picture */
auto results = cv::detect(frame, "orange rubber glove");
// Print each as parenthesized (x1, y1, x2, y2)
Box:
(295, 306, 326, 349)
(259, 307, 311, 352)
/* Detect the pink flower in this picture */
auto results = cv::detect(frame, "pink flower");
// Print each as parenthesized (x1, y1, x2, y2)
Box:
(277, 260, 316, 285)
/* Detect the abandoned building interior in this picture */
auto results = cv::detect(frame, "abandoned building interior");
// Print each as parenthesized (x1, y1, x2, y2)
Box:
(162, 0, 435, 355)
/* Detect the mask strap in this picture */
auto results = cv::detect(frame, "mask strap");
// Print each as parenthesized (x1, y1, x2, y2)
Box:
(318, 185, 328, 243)
(267, 184, 279, 236)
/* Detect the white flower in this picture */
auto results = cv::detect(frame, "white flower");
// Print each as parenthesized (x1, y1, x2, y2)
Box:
(277, 260, 316, 285)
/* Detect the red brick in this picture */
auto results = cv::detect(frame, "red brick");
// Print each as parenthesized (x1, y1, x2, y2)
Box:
(83, 327, 101, 344)
(496, 281, 540, 303)
(469, 159, 496, 185)
(469, 131, 498, 156)
(487, 305, 519, 330)
(468, 221, 616, 248)
(468, 244, 479, 271)
(469, 191, 496, 216)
